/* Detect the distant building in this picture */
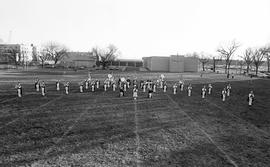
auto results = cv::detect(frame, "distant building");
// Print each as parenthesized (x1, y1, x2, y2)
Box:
(60, 52, 96, 68)
(0, 44, 21, 65)
(142, 55, 199, 72)
(111, 58, 143, 67)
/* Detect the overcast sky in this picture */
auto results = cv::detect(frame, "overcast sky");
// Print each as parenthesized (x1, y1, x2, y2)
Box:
(1, 0, 270, 59)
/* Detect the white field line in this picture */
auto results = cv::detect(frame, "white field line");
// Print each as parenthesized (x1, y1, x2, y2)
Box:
(0, 95, 64, 130)
(0, 97, 18, 104)
(165, 94, 238, 167)
(134, 99, 141, 167)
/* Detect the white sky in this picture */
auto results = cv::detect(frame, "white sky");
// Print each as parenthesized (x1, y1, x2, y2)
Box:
(0, 0, 270, 59)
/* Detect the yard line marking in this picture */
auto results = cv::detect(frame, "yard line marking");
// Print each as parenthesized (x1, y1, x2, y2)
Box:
(0, 97, 18, 104)
(0, 95, 64, 130)
(134, 99, 141, 167)
(44, 99, 97, 156)
(165, 94, 238, 167)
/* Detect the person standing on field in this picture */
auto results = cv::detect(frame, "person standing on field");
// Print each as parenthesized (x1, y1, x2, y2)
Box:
(226, 83, 231, 96)
(221, 88, 227, 102)
(173, 84, 177, 94)
(248, 91, 255, 106)
(56, 80, 60, 91)
(40, 81, 46, 96)
(187, 84, 192, 97)
(15, 82, 22, 97)
(208, 84, 212, 95)
(64, 82, 70, 95)
(34, 78, 40, 92)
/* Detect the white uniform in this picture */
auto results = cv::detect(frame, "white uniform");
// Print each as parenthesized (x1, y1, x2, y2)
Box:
(208, 84, 212, 95)
(188, 85, 192, 96)
(124, 83, 127, 91)
(173, 85, 177, 94)
(226, 85, 231, 96)
(163, 85, 167, 92)
(112, 83, 116, 91)
(35, 80, 39, 92)
(248, 92, 254, 106)
(79, 82, 83, 93)
(96, 80, 100, 89)
(153, 84, 156, 92)
(179, 81, 184, 91)
(64, 82, 69, 95)
(133, 88, 138, 100)
(56, 82, 60, 91)
(222, 89, 226, 101)
(40, 82, 46, 96)
(85, 81, 89, 90)
(143, 84, 146, 92)
(15, 83, 22, 97)
(202, 87, 206, 98)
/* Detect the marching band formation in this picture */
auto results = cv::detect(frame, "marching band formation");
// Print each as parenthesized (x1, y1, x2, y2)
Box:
(14, 73, 255, 106)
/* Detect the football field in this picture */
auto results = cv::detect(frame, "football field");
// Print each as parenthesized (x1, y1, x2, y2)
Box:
(0, 70, 270, 166)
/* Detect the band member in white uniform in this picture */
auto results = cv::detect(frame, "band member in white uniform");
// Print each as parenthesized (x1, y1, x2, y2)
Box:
(35, 78, 40, 92)
(91, 83, 95, 92)
(226, 84, 231, 96)
(173, 84, 177, 94)
(153, 83, 156, 92)
(143, 83, 146, 92)
(119, 87, 124, 97)
(208, 84, 212, 95)
(187, 84, 192, 97)
(163, 84, 167, 92)
(56, 80, 60, 91)
(15, 82, 22, 97)
(179, 80, 184, 91)
(112, 82, 116, 91)
(221, 88, 227, 102)
(85, 80, 89, 90)
(133, 87, 138, 100)
(79, 81, 84, 93)
(64, 82, 70, 95)
(202, 85, 207, 98)
(148, 87, 153, 98)
(123, 83, 127, 91)
(248, 91, 255, 106)
(104, 83, 107, 91)
(96, 80, 100, 89)
(40, 81, 46, 96)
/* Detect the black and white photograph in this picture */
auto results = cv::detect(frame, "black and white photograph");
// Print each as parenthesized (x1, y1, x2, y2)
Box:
(0, 0, 270, 166)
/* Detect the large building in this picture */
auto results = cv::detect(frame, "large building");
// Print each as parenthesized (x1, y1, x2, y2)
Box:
(60, 52, 96, 68)
(142, 55, 199, 72)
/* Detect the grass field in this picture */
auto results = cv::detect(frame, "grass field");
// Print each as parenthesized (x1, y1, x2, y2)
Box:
(0, 69, 270, 166)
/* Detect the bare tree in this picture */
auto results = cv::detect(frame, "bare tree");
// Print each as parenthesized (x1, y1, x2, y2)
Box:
(217, 40, 240, 74)
(260, 46, 270, 72)
(252, 48, 265, 75)
(212, 56, 222, 72)
(242, 48, 253, 74)
(92, 45, 119, 69)
(198, 54, 209, 71)
(38, 49, 51, 68)
(238, 60, 245, 74)
(43, 42, 68, 65)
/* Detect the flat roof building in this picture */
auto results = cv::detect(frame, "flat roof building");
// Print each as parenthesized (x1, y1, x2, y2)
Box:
(142, 55, 198, 72)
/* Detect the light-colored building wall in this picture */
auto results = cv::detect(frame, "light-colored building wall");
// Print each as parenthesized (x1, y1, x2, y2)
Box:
(184, 57, 199, 72)
(143, 55, 199, 72)
(169, 55, 184, 72)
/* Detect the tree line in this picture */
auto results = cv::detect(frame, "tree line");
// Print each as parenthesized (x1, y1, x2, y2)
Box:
(197, 40, 270, 75)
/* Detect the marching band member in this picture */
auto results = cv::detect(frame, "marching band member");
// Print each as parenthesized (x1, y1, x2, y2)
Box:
(34, 78, 40, 92)
(187, 84, 192, 97)
(96, 80, 100, 89)
(123, 83, 127, 91)
(143, 83, 146, 92)
(153, 83, 156, 92)
(40, 81, 46, 96)
(85, 80, 89, 90)
(56, 80, 60, 91)
(202, 85, 207, 98)
(248, 91, 255, 106)
(79, 81, 84, 93)
(208, 84, 212, 95)
(226, 83, 231, 96)
(112, 82, 116, 91)
(133, 87, 138, 100)
(221, 88, 227, 102)
(91, 82, 95, 92)
(148, 87, 153, 98)
(15, 82, 22, 97)
(64, 82, 70, 95)
(163, 83, 167, 92)
(179, 80, 184, 91)
(119, 87, 124, 97)
(173, 84, 177, 95)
